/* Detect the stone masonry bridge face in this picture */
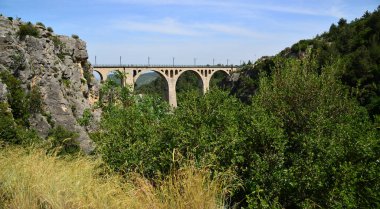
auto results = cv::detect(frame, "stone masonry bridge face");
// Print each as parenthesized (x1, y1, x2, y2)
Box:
(93, 65, 237, 107)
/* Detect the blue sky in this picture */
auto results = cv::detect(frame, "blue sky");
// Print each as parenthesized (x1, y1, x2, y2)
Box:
(1, 0, 379, 65)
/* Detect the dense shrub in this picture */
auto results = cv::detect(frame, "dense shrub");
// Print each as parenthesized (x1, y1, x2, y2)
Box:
(246, 58, 380, 208)
(28, 85, 43, 114)
(77, 108, 92, 126)
(47, 126, 80, 156)
(35, 22, 45, 28)
(0, 71, 29, 126)
(92, 95, 169, 174)
(0, 103, 18, 145)
(17, 22, 39, 40)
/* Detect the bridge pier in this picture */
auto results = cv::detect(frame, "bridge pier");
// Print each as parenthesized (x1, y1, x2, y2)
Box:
(203, 77, 210, 94)
(168, 80, 177, 107)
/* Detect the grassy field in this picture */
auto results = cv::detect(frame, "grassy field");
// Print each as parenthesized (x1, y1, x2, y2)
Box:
(0, 147, 227, 209)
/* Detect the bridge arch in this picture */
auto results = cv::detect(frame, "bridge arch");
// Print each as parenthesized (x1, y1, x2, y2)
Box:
(175, 69, 203, 81)
(209, 69, 230, 90)
(134, 69, 169, 83)
(134, 70, 170, 101)
(208, 69, 230, 79)
(175, 69, 205, 93)
(92, 70, 104, 82)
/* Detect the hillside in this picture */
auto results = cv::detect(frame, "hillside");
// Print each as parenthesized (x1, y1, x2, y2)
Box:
(232, 6, 380, 117)
(0, 15, 99, 152)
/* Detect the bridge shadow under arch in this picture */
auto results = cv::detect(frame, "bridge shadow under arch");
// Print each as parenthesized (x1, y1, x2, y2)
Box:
(134, 71, 169, 101)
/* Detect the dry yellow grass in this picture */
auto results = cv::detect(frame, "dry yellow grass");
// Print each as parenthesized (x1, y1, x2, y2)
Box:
(0, 147, 227, 209)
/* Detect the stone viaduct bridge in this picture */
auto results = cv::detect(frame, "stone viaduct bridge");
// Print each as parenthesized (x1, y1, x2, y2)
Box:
(93, 65, 238, 107)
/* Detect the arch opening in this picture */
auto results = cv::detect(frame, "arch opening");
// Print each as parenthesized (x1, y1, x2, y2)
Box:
(134, 71, 169, 102)
(92, 70, 103, 82)
(210, 70, 230, 90)
(106, 71, 123, 86)
(176, 70, 203, 105)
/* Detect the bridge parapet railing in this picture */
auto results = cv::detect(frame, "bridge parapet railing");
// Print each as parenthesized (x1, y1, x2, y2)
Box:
(93, 64, 240, 68)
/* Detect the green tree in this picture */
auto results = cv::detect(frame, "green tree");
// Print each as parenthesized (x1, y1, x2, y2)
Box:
(0, 71, 29, 126)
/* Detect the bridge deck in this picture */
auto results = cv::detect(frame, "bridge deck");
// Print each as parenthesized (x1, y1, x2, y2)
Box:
(93, 64, 238, 68)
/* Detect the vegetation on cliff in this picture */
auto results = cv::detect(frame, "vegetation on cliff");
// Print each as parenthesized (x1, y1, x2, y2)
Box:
(233, 7, 380, 118)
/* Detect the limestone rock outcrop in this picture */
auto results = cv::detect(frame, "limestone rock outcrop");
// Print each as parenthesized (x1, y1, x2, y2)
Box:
(0, 16, 99, 153)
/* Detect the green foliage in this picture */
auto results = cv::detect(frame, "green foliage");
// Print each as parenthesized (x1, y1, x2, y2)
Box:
(82, 62, 92, 84)
(209, 71, 230, 90)
(176, 71, 203, 95)
(28, 86, 43, 114)
(235, 8, 380, 117)
(9, 52, 26, 76)
(50, 36, 64, 49)
(93, 56, 380, 208)
(0, 72, 42, 147)
(246, 58, 380, 208)
(57, 52, 67, 61)
(17, 22, 39, 40)
(0, 102, 40, 147)
(47, 26, 53, 32)
(35, 22, 45, 28)
(230, 60, 268, 103)
(7, 17, 13, 21)
(0, 103, 18, 145)
(77, 108, 92, 126)
(90, 8, 380, 208)
(92, 95, 169, 175)
(49, 36, 69, 61)
(62, 78, 71, 87)
(47, 126, 80, 156)
(135, 72, 168, 101)
(71, 34, 79, 39)
(290, 39, 314, 53)
(0, 71, 29, 126)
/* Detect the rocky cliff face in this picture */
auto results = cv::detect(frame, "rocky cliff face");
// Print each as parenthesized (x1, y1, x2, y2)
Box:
(0, 16, 99, 153)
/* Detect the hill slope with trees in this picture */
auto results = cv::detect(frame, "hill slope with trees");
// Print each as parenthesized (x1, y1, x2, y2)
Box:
(232, 6, 380, 118)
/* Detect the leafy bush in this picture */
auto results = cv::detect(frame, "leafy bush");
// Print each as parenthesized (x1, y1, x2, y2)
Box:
(47, 26, 53, 32)
(246, 58, 380, 208)
(290, 39, 314, 53)
(0, 103, 18, 145)
(83, 62, 93, 84)
(28, 86, 43, 114)
(17, 22, 39, 40)
(77, 108, 92, 126)
(0, 71, 29, 126)
(47, 126, 80, 156)
(71, 34, 79, 39)
(35, 22, 45, 28)
(92, 94, 169, 174)
(7, 17, 13, 21)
